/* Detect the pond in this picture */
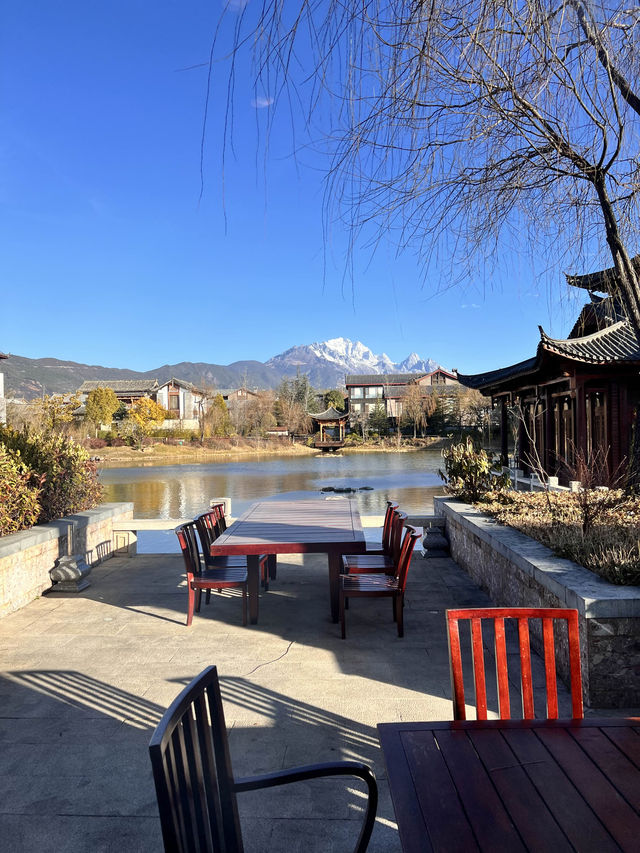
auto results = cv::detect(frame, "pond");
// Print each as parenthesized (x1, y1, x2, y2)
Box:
(99, 449, 446, 551)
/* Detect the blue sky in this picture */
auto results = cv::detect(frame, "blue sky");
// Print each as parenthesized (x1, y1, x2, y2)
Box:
(0, 2, 587, 377)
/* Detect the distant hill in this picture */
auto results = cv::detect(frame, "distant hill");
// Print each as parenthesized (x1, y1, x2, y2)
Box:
(1, 338, 443, 401)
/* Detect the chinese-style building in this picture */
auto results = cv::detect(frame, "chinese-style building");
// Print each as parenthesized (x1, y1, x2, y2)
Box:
(310, 407, 349, 450)
(457, 261, 640, 483)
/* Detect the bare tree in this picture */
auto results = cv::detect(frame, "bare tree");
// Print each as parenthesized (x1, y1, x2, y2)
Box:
(214, 2, 640, 333)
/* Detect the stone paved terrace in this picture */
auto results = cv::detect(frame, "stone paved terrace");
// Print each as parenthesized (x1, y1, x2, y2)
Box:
(1, 549, 638, 853)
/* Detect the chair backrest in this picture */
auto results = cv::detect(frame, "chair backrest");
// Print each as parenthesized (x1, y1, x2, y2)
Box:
(209, 503, 228, 533)
(390, 510, 408, 562)
(381, 501, 399, 554)
(149, 666, 243, 852)
(395, 524, 420, 591)
(176, 522, 203, 580)
(194, 511, 219, 557)
(446, 607, 583, 721)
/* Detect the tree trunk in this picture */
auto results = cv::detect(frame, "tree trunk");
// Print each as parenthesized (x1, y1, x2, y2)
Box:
(592, 175, 640, 488)
(593, 175, 640, 337)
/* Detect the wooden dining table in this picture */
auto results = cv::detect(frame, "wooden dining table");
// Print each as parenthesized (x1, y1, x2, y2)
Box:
(377, 717, 640, 853)
(210, 498, 366, 624)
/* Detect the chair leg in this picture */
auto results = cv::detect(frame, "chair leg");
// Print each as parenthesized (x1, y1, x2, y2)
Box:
(242, 586, 247, 626)
(396, 594, 404, 638)
(205, 590, 211, 605)
(195, 589, 203, 613)
(186, 584, 195, 627)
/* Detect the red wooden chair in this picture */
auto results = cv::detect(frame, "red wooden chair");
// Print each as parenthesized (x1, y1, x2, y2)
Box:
(195, 510, 270, 591)
(446, 607, 583, 720)
(340, 525, 420, 638)
(149, 665, 378, 852)
(341, 510, 407, 575)
(363, 500, 398, 554)
(176, 522, 248, 626)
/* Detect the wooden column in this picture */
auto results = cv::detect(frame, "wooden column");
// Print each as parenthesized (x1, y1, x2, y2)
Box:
(576, 382, 587, 466)
(544, 387, 554, 475)
(500, 398, 509, 466)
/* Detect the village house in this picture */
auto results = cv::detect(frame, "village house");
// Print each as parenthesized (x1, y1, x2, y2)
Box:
(76, 378, 211, 430)
(345, 369, 459, 426)
(458, 260, 640, 484)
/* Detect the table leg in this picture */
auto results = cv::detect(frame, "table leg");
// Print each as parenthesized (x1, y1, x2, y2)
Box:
(328, 553, 340, 622)
(247, 555, 260, 624)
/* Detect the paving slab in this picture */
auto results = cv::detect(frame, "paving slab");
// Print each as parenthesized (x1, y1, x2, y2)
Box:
(0, 546, 636, 852)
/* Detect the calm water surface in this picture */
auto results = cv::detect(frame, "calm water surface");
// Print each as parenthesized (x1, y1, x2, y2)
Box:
(99, 449, 446, 551)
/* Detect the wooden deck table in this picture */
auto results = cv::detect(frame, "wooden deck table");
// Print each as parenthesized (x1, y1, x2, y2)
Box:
(210, 498, 366, 624)
(377, 718, 640, 853)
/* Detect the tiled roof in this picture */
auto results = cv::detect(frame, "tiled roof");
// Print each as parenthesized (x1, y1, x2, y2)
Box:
(458, 319, 640, 392)
(566, 255, 640, 294)
(457, 358, 539, 390)
(568, 295, 626, 338)
(158, 377, 197, 391)
(540, 320, 640, 363)
(78, 380, 159, 393)
(345, 373, 425, 385)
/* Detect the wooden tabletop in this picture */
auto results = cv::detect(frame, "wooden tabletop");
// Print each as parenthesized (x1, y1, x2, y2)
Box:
(377, 718, 640, 853)
(210, 498, 365, 556)
(211, 499, 366, 623)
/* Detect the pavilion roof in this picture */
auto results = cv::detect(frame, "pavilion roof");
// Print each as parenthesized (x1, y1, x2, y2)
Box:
(565, 255, 640, 294)
(310, 406, 349, 421)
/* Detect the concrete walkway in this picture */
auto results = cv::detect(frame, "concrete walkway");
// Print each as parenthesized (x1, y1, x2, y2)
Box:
(0, 548, 634, 852)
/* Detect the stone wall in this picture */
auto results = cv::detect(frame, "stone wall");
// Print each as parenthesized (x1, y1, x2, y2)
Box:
(0, 502, 134, 618)
(434, 497, 640, 708)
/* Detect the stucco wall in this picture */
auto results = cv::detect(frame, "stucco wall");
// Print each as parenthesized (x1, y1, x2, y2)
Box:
(434, 497, 640, 708)
(0, 502, 134, 618)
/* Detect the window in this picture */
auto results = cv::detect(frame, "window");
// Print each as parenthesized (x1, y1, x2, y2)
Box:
(365, 386, 382, 398)
(169, 394, 180, 411)
(351, 387, 363, 398)
(351, 401, 363, 412)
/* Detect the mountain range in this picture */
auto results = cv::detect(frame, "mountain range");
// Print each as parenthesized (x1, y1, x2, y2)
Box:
(1, 337, 441, 401)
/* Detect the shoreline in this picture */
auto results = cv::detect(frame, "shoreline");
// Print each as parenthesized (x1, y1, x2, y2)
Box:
(94, 437, 449, 468)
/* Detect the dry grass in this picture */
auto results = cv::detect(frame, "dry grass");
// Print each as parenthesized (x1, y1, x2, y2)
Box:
(479, 490, 640, 586)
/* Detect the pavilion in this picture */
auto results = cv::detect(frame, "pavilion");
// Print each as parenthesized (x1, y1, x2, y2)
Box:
(458, 260, 640, 484)
(309, 407, 349, 450)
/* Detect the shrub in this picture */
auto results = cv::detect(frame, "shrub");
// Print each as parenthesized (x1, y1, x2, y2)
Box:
(480, 489, 640, 586)
(107, 436, 128, 447)
(0, 426, 103, 524)
(440, 437, 509, 502)
(86, 438, 107, 449)
(0, 445, 41, 535)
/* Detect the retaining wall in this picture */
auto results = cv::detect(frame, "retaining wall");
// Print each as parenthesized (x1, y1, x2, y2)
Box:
(434, 497, 640, 708)
(0, 502, 134, 618)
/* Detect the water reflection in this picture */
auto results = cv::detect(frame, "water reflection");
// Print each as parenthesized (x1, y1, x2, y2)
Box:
(100, 450, 446, 551)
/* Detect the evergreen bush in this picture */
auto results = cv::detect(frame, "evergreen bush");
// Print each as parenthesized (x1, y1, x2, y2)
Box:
(0, 445, 42, 536)
(0, 426, 103, 525)
(439, 437, 508, 502)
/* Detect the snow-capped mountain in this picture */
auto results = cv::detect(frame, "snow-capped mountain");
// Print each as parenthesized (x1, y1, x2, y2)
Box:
(266, 337, 440, 388)
(4, 338, 441, 399)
